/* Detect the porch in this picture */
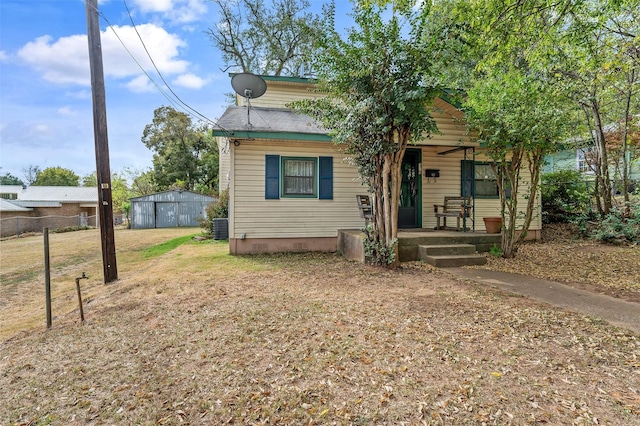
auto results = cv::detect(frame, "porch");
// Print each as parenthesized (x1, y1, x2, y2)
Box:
(338, 228, 502, 266)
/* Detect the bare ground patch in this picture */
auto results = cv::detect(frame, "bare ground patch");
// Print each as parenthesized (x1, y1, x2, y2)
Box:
(1, 232, 639, 425)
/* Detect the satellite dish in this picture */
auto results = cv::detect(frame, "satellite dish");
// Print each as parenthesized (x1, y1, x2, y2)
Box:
(231, 73, 267, 129)
(231, 73, 267, 99)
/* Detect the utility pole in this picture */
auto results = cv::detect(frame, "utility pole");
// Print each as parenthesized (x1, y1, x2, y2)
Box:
(85, 0, 118, 283)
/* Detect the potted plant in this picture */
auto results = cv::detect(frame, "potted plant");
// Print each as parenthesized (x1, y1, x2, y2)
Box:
(483, 216, 503, 234)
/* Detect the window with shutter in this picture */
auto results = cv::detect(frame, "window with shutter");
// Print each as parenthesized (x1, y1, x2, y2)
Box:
(264, 155, 333, 200)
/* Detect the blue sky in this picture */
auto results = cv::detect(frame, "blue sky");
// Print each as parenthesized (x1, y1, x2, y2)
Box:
(0, 0, 354, 182)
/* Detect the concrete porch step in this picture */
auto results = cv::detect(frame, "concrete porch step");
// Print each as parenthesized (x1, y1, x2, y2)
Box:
(419, 244, 476, 257)
(418, 243, 487, 267)
(422, 253, 488, 268)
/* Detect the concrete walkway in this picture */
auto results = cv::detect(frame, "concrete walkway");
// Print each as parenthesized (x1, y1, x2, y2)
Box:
(444, 267, 640, 335)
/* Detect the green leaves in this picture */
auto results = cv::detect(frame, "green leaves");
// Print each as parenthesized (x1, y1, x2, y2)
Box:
(141, 106, 218, 193)
(292, 4, 444, 267)
(32, 166, 80, 186)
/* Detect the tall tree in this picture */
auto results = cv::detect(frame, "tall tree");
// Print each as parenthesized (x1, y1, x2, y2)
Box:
(81, 172, 98, 187)
(32, 167, 80, 186)
(465, 68, 573, 257)
(22, 165, 41, 185)
(294, 4, 439, 268)
(142, 106, 217, 192)
(110, 173, 131, 214)
(0, 173, 24, 186)
(456, 0, 640, 217)
(207, 0, 322, 76)
(123, 167, 157, 197)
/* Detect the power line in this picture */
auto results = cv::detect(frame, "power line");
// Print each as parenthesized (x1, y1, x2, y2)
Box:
(85, 0, 233, 138)
(89, 4, 191, 115)
(121, 0, 227, 130)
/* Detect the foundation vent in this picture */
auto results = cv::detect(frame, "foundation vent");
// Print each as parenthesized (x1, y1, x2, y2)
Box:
(251, 243, 268, 252)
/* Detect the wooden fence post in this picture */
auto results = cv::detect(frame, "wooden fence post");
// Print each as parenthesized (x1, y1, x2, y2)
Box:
(44, 227, 52, 329)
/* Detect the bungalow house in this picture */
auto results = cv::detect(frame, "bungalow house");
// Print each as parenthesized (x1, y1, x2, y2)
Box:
(214, 75, 542, 256)
(0, 185, 98, 237)
(544, 146, 640, 186)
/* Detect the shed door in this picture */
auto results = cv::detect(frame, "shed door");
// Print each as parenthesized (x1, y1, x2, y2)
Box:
(155, 202, 178, 228)
(133, 201, 155, 229)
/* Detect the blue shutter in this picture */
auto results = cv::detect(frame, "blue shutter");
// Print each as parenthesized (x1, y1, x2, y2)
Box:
(461, 160, 474, 197)
(318, 156, 333, 200)
(265, 155, 280, 199)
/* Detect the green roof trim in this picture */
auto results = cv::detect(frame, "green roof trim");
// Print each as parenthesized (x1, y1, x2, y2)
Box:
(438, 89, 464, 110)
(228, 73, 316, 84)
(212, 129, 332, 142)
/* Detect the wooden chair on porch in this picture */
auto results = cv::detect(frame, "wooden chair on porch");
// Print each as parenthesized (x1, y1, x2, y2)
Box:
(434, 196, 472, 231)
(356, 194, 374, 226)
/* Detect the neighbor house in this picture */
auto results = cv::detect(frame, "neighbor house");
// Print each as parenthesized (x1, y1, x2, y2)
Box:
(545, 145, 640, 184)
(214, 75, 542, 255)
(0, 198, 34, 237)
(0, 185, 98, 237)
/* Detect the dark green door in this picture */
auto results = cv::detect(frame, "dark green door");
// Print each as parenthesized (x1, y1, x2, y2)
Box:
(398, 149, 421, 228)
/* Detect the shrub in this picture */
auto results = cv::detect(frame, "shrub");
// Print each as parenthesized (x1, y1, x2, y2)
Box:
(199, 190, 229, 238)
(51, 226, 92, 234)
(541, 170, 590, 223)
(362, 224, 397, 266)
(591, 201, 640, 244)
(489, 243, 503, 257)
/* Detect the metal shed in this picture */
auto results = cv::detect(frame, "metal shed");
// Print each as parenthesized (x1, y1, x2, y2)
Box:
(130, 190, 215, 229)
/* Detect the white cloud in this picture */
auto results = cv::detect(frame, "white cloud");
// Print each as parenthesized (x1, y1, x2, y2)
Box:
(134, 0, 173, 13)
(132, 0, 208, 24)
(57, 106, 77, 116)
(172, 73, 208, 89)
(102, 24, 189, 76)
(0, 50, 8, 62)
(17, 34, 90, 85)
(126, 74, 155, 93)
(16, 24, 201, 91)
(173, 0, 208, 24)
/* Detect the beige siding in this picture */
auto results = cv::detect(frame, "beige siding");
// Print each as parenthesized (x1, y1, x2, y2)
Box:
(404, 97, 478, 147)
(236, 82, 322, 109)
(230, 140, 367, 239)
(217, 137, 231, 191)
(226, 84, 540, 237)
(420, 147, 541, 232)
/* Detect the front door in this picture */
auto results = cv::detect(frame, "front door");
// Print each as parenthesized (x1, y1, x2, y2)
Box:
(398, 149, 421, 228)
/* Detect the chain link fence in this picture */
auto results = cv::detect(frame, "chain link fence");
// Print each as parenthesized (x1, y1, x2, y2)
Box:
(1, 214, 124, 238)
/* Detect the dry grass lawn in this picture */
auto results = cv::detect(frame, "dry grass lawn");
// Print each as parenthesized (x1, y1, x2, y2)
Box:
(1, 228, 639, 425)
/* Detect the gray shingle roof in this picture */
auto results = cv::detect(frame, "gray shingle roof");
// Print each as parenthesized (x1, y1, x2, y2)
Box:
(216, 106, 327, 134)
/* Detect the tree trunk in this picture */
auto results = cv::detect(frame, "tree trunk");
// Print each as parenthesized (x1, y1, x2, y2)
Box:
(382, 156, 392, 244)
(498, 146, 524, 258)
(621, 71, 634, 215)
(591, 100, 613, 216)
